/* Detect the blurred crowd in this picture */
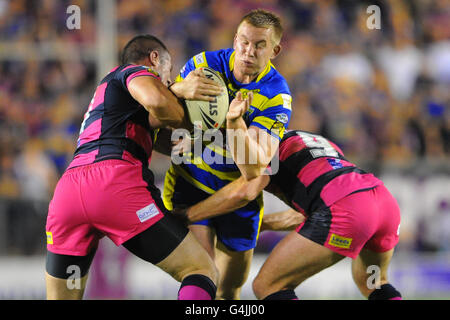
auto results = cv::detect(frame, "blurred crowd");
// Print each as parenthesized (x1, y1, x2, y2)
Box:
(0, 0, 449, 254)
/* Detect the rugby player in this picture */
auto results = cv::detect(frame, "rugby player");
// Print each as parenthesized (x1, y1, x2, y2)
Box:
(45, 34, 224, 300)
(164, 9, 292, 300)
(175, 130, 402, 300)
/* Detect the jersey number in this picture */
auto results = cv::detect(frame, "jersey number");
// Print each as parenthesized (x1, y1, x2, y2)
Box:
(296, 132, 339, 158)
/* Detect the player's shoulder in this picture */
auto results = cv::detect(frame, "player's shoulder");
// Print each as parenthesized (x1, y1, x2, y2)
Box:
(101, 64, 139, 84)
(203, 48, 233, 60)
(260, 67, 291, 98)
(202, 48, 233, 72)
(181, 48, 232, 77)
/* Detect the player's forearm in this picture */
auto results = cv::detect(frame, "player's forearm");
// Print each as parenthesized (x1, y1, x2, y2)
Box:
(260, 209, 305, 232)
(186, 184, 250, 223)
(185, 176, 268, 222)
(226, 120, 270, 180)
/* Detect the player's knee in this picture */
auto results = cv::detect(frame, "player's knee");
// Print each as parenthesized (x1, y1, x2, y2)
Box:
(351, 267, 367, 288)
(198, 264, 219, 286)
(178, 259, 219, 285)
(46, 272, 88, 300)
(195, 252, 219, 284)
(217, 266, 250, 299)
(252, 275, 269, 300)
(352, 264, 390, 297)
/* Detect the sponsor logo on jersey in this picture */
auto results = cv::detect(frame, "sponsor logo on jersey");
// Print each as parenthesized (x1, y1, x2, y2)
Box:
(281, 93, 292, 110)
(328, 233, 352, 249)
(227, 86, 260, 99)
(194, 53, 205, 66)
(46, 231, 53, 245)
(276, 113, 289, 124)
(136, 203, 160, 223)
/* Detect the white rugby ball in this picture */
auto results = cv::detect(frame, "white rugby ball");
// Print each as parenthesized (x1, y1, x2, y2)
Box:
(185, 67, 229, 132)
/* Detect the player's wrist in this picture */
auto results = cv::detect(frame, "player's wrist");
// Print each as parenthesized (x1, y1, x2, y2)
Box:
(167, 83, 193, 131)
(168, 82, 188, 100)
(226, 116, 245, 128)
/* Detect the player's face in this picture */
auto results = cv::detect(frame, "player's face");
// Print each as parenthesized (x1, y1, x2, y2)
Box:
(233, 22, 280, 81)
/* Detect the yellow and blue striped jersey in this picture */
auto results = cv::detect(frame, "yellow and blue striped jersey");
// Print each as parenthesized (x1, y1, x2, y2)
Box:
(177, 48, 292, 139)
(164, 48, 292, 208)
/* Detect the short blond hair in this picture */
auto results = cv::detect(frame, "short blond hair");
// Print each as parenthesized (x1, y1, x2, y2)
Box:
(238, 9, 283, 44)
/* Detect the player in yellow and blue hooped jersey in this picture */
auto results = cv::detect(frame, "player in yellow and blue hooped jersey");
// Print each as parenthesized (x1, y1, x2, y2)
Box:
(163, 9, 292, 299)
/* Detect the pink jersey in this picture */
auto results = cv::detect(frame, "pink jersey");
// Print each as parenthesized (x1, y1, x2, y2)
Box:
(68, 64, 159, 170)
(270, 130, 383, 215)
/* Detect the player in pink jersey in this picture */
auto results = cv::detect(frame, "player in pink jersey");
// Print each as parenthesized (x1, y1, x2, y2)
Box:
(45, 34, 233, 300)
(174, 129, 402, 300)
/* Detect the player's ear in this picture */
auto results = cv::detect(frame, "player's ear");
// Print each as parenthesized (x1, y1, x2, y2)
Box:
(148, 50, 160, 67)
(233, 33, 238, 50)
(271, 44, 281, 59)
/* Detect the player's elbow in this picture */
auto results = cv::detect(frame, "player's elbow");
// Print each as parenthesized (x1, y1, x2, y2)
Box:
(231, 180, 260, 203)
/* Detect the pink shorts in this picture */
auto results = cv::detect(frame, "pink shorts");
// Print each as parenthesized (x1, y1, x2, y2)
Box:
(296, 185, 401, 259)
(46, 160, 165, 256)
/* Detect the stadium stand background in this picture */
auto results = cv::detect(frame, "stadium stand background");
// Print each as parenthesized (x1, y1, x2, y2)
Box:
(0, 0, 448, 299)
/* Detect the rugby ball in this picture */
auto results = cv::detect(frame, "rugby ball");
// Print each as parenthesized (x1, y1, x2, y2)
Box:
(185, 67, 229, 132)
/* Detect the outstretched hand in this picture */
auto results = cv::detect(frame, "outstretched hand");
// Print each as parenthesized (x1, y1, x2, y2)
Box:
(226, 91, 253, 121)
